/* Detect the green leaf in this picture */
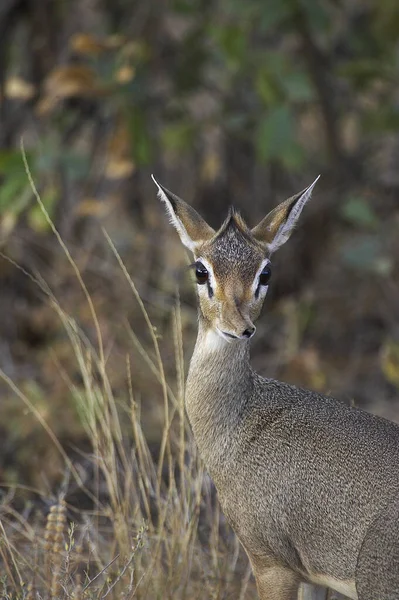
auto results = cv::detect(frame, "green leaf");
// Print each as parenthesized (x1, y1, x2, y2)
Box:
(340, 234, 392, 275)
(0, 176, 27, 211)
(0, 150, 33, 175)
(341, 197, 379, 229)
(161, 122, 196, 153)
(256, 105, 296, 162)
(255, 68, 280, 106)
(211, 25, 247, 67)
(128, 109, 152, 165)
(281, 142, 304, 170)
(283, 71, 314, 102)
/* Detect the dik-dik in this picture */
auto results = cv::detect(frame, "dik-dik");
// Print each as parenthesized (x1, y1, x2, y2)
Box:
(152, 175, 399, 600)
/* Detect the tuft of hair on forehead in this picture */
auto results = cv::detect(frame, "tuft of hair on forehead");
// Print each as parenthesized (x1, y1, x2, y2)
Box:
(214, 207, 254, 241)
(205, 207, 266, 276)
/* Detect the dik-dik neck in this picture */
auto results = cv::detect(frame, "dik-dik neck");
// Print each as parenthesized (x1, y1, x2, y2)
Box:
(185, 321, 254, 468)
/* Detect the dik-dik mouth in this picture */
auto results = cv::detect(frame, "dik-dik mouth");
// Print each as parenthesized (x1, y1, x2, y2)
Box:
(217, 327, 256, 341)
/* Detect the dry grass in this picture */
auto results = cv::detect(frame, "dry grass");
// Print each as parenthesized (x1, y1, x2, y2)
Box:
(0, 149, 254, 599)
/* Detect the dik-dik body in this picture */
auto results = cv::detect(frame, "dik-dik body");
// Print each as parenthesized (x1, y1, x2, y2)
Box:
(152, 175, 399, 600)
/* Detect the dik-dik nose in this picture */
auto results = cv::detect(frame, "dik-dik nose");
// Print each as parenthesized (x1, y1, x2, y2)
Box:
(242, 326, 256, 338)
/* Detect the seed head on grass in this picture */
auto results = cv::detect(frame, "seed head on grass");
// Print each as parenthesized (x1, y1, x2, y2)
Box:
(44, 499, 67, 597)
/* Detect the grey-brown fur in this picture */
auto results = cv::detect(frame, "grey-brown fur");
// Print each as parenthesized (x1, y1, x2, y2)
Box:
(153, 176, 399, 600)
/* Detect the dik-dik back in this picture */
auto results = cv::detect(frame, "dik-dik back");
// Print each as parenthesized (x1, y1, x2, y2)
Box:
(152, 175, 399, 600)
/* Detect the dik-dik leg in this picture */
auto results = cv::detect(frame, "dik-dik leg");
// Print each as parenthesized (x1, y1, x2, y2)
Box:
(254, 565, 300, 600)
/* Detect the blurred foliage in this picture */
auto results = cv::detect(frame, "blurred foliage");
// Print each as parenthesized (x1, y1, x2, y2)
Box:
(2, 0, 399, 198)
(1, 0, 399, 179)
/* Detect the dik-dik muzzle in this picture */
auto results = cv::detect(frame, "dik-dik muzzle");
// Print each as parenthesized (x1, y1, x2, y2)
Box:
(218, 291, 256, 340)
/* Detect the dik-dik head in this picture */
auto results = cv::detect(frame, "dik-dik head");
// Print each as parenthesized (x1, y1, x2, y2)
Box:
(153, 175, 319, 343)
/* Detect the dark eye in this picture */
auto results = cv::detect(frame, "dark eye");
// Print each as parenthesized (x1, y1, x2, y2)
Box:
(259, 265, 272, 286)
(195, 262, 209, 285)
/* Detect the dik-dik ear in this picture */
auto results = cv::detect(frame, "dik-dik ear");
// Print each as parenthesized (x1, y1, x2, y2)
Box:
(252, 176, 320, 253)
(152, 175, 215, 251)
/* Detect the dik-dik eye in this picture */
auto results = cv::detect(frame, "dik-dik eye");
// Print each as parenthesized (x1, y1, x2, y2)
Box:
(195, 261, 209, 285)
(259, 265, 272, 286)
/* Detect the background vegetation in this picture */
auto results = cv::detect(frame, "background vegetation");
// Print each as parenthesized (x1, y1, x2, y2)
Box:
(1, 0, 399, 597)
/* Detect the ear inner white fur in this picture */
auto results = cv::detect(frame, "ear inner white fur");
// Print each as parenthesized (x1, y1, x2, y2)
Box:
(151, 174, 196, 250)
(269, 175, 320, 254)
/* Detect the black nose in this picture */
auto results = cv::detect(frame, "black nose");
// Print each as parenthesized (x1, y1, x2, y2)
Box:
(242, 327, 255, 338)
